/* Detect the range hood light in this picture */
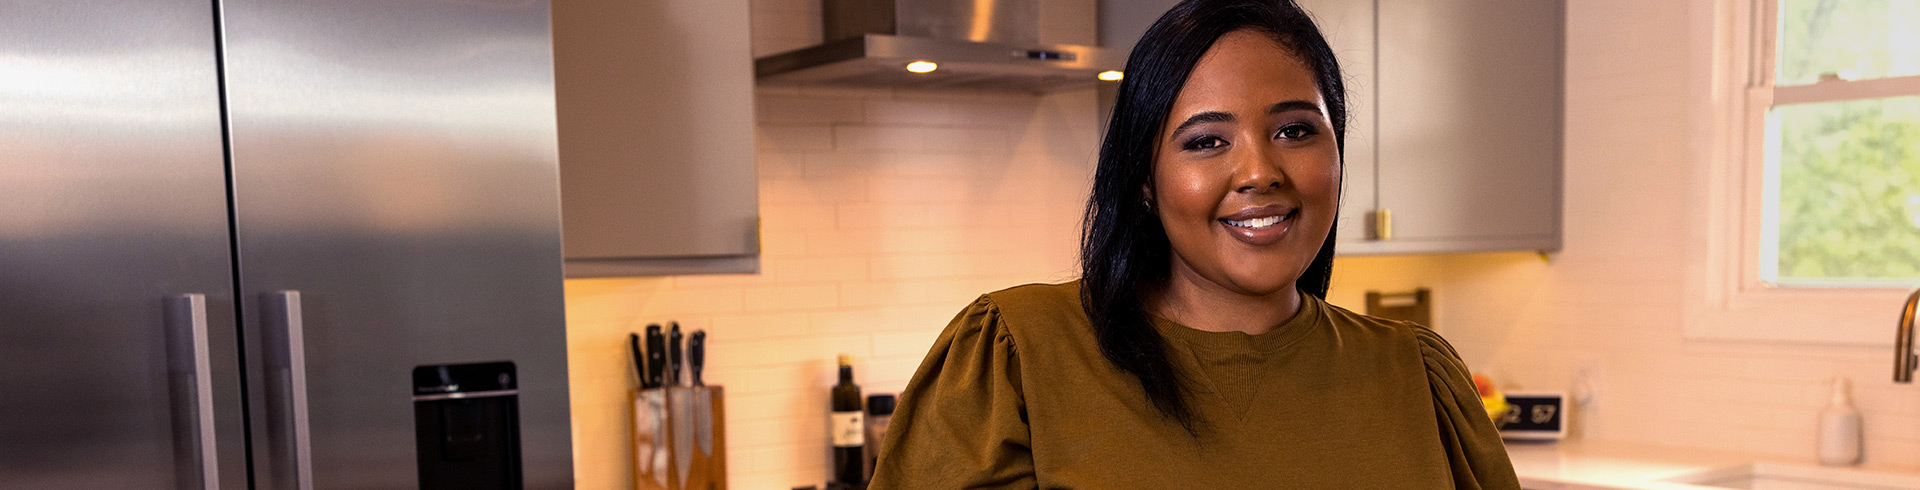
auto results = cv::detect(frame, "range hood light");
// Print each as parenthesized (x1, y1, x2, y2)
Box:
(1098, 70, 1123, 81)
(905, 60, 939, 73)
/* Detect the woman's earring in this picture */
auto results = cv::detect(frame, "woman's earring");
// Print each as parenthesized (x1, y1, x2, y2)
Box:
(1142, 199, 1154, 212)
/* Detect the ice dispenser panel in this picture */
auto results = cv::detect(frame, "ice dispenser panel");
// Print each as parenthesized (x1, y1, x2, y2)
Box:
(413, 361, 523, 490)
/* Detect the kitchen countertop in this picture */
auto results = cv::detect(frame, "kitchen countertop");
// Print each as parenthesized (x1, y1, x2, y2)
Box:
(1507, 439, 1920, 489)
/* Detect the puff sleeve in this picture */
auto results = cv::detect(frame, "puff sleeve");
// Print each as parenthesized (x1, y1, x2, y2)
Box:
(868, 295, 1035, 490)
(1414, 325, 1524, 490)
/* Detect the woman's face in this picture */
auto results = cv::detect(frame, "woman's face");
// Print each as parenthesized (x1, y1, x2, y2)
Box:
(1151, 29, 1339, 298)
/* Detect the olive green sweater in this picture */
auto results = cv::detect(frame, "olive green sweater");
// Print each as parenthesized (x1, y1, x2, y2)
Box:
(869, 282, 1520, 490)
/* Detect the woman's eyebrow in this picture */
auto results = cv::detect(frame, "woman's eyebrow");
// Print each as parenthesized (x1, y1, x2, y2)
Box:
(1269, 100, 1322, 115)
(1168, 101, 1323, 140)
(1168, 111, 1233, 140)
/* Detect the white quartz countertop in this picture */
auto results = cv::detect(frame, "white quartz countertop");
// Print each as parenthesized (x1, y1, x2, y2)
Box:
(1507, 439, 1920, 489)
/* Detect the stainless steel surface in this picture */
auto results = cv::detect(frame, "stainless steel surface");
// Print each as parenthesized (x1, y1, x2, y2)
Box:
(898, 0, 1039, 45)
(262, 292, 313, 490)
(756, 0, 1119, 92)
(1896, 288, 1919, 383)
(410, 389, 519, 402)
(0, 0, 249, 487)
(554, 0, 761, 276)
(755, 34, 1123, 92)
(166, 295, 221, 490)
(219, 0, 574, 487)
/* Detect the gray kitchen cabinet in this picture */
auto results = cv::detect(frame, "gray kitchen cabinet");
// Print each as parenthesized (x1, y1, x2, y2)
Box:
(554, 0, 761, 277)
(1292, 0, 1380, 250)
(1303, 0, 1565, 255)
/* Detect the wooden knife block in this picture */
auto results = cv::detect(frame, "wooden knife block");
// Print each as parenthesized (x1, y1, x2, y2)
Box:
(633, 386, 727, 490)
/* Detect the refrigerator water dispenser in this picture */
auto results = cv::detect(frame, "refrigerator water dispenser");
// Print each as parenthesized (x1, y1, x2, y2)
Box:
(414, 362, 523, 490)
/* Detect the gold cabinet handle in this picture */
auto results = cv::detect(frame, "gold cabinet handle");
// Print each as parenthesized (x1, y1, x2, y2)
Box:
(1374, 208, 1393, 240)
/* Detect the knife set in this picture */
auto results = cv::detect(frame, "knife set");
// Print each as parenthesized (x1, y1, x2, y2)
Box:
(630, 323, 727, 490)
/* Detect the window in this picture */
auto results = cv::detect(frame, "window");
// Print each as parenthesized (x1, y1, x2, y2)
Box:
(1757, 0, 1920, 287)
(1684, 0, 1918, 344)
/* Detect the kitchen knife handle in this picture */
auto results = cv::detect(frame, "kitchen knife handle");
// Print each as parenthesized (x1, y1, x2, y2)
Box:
(688, 330, 705, 386)
(165, 294, 220, 490)
(669, 323, 683, 386)
(644, 324, 666, 388)
(264, 291, 313, 490)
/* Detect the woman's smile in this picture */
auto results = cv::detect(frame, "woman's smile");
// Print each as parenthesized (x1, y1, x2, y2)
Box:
(1218, 204, 1296, 245)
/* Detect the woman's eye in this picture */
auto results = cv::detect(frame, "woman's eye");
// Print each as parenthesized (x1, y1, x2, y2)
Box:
(1275, 123, 1317, 141)
(1183, 135, 1228, 151)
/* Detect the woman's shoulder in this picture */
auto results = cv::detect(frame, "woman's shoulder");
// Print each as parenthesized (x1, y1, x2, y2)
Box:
(961, 280, 1093, 342)
(981, 281, 1083, 314)
(1317, 298, 1466, 366)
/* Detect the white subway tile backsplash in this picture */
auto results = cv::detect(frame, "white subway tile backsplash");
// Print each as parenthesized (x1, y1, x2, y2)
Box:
(760, 176, 870, 204)
(707, 311, 811, 342)
(761, 256, 872, 283)
(863, 99, 956, 125)
(923, 127, 1014, 154)
(809, 306, 955, 336)
(804, 152, 979, 178)
(705, 333, 876, 370)
(871, 329, 943, 359)
(761, 231, 811, 259)
(836, 280, 934, 308)
(757, 96, 864, 125)
(761, 203, 838, 231)
(757, 124, 837, 152)
(743, 284, 841, 312)
(832, 125, 927, 152)
(832, 203, 930, 229)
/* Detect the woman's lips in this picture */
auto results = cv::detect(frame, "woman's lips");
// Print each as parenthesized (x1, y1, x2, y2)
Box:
(1218, 206, 1296, 246)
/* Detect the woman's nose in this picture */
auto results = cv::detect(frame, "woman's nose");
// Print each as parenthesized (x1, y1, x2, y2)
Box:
(1232, 142, 1285, 193)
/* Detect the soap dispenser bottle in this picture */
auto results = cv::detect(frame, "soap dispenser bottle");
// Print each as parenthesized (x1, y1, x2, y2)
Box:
(1818, 377, 1863, 466)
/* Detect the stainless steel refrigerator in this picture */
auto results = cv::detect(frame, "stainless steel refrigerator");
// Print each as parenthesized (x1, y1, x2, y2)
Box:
(0, 0, 574, 488)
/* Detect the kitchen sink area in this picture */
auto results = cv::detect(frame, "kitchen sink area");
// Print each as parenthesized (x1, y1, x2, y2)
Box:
(1511, 441, 1920, 490)
(1660, 463, 1920, 490)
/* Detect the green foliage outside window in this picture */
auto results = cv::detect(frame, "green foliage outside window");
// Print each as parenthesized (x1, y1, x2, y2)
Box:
(1772, 97, 1920, 281)
(1769, 0, 1920, 283)
(1777, 0, 1920, 85)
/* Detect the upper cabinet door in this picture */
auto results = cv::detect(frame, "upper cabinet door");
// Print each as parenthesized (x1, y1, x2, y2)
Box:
(1294, 0, 1380, 246)
(554, 0, 760, 277)
(0, 0, 248, 487)
(1371, 0, 1563, 253)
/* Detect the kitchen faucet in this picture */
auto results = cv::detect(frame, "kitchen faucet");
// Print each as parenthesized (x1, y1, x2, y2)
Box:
(1896, 288, 1920, 382)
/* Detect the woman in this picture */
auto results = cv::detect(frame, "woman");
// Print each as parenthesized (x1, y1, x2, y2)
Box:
(868, 0, 1520, 488)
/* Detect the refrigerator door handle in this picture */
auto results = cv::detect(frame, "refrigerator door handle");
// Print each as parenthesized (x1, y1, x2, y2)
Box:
(264, 290, 314, 490)
(165, 294, 220, 490)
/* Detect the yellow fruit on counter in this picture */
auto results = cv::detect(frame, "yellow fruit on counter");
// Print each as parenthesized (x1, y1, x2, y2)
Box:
(1471, 373, 1511, 426)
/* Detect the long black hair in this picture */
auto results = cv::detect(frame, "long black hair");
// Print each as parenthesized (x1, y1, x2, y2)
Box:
(1079, 0, 1347, 433)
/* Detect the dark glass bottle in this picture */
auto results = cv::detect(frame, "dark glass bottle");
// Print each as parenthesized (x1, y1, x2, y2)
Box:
(830, 353, 865, 487)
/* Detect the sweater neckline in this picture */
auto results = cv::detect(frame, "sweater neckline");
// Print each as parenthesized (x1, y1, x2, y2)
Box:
(1148, 290, 1323, 354)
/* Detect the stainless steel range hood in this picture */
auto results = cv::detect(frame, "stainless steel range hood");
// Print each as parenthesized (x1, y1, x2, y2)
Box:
(754, 0, 1124, 93)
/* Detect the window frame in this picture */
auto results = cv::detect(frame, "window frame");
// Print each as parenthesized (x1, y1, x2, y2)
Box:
(1683, 0, 1920, 345)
